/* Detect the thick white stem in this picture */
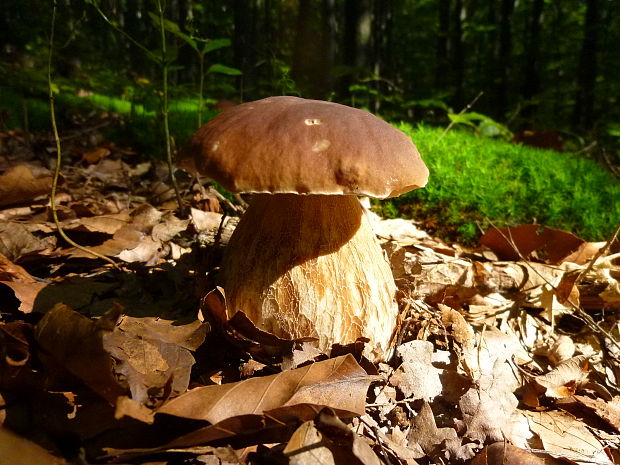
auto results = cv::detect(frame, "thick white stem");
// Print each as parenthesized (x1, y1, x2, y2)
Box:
(222, 194, 398, 360)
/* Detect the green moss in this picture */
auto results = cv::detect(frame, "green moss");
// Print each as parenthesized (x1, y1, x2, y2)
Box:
(382, 123, 620, 242)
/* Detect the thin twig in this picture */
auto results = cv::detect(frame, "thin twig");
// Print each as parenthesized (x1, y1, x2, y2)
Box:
(48, 1, 118, 268)
(433, 91, 484, 147)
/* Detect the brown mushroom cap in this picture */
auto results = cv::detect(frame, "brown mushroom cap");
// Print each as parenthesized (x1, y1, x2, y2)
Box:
(181, 96, 429, 199)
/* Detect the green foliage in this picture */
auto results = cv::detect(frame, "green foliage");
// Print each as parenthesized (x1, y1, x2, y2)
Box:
(380, 124, 620, 243)
(447, 112, 513, 140)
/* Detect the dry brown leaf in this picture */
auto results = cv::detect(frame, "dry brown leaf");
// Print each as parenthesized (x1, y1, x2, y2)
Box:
(34, 303, 126, 403)
(522, 409, 609, 463)
(470, 442, 558, 465)
(0, 425, 68, 465)
(103, 316, 205, 404)
(480, 225, 584, 264)
(82, 147, 111, 164)
(0, 164, 52, 208)
(534, 355, 590, 398)
(191, 208, 223, 232)
(459, 327, 521, 444)
(0, 221, 57, 262)
(63, 211, 131, 235)
(284, 420, 337, 465)
(151, 215, 190, 242)
(157, 354, 375, 423)
(407, 402, 473, 461)
(389, 341, 443, 401)
(573, 395, 620, 432)
(0, 251, 47, 313)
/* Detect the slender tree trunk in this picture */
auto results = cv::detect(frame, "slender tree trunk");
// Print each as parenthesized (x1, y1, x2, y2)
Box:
(496, 0, 515, 117)
(522, 0, 544, 116)
(321, 0, 337, 95)
(342, 0, 372, 99)
(451, 0, 465, 109)
(435, 0, 451, 90)
(573, 0, 599, 129)
(372, 0, 391, 112)
(233, 0, 258, 100)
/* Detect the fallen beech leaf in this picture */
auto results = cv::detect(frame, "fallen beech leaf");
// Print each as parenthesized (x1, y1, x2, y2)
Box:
(522, 409, 608, 463)
(534, 355, 590, 398)
(0, 425, 68, 465)
(0, 164, 52, 208)
(573, 395, 620, 432)
(115, 396, 155, 424)
(562, 241, 606, 265)
(389, 341, 442, 401)
(190, 208, 222, 232)
(0, 221, 57, 262)
(470, 442, 551, 465)
(157, 354, 375, 423)
(480, 225, 584, 264)
(34, 303, 126, 403)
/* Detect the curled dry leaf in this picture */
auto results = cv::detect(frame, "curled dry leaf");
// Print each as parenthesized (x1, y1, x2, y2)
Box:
(573, 395, 620, 432)
(534, 355, 590, 398)
(0, 221, 57, 262)
(157, 354, 375, 423)
(0, 164, 52, 208)
(0, 252, 47, 313)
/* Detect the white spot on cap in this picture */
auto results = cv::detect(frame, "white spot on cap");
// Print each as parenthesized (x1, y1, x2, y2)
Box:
(211, 141, 220, 152)
(305, 118, 322, 126)
(312, 139, 331, 152)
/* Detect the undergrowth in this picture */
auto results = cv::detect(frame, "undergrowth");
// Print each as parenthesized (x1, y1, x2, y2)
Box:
(375, 123, 620, 243)
(2, 89, 618, 243)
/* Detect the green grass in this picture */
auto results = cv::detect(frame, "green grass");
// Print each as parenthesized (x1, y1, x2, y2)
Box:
(377, 123, 620, 242)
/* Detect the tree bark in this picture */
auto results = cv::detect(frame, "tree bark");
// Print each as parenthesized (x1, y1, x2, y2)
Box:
(573, 0, 600, 129)
(495, 0, 515, 117)
(435, 0, 451, 90)
(450, 0, 465, 109)
(522, 0, 544, 115)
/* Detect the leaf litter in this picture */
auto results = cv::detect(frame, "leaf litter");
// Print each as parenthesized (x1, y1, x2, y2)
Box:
(0, 126, 619, 464)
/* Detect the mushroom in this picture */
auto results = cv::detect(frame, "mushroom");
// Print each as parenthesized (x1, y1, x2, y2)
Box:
(181, 96, 428, 360)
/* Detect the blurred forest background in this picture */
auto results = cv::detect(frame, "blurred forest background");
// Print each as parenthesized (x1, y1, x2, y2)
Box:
(1, 0, 619, 242)
(2, 0, 620, 135)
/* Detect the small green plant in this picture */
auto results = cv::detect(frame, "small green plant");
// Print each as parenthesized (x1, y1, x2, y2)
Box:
(447, 111, 513, 140)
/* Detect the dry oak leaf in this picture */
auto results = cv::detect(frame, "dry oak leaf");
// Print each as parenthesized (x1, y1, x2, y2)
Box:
(34, 303, 126, 404)
(389, 340, 443, 401)
(0, 164, 52, 208)
(408, 401, 473, 462)
(458, 327, 521, 444)
(284, 408, 384, 465)
(157, 354, 376, 423)
(0, 425, 68, 465)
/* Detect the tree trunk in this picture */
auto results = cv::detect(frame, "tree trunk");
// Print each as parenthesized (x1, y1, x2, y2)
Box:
(522, 0, 544, 116)
(573, 0, 599, 129)
(495, 0, 515, 117)
(233, 0, 258, 100)
(435, 0, 451, 90)
(450, 0, 465, 109)
(342, 0, 372, 99)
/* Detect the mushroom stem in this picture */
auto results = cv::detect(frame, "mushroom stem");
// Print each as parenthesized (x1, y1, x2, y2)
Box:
(222, 194, 398, 359)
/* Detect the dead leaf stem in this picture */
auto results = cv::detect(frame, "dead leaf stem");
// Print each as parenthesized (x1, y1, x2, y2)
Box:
(47, 1, 118, 268)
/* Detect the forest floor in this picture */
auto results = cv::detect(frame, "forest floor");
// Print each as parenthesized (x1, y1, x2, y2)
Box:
(1, 123, 619, 465)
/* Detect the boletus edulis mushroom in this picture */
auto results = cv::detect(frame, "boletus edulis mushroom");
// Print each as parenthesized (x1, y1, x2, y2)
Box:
(181, 96, 428, 360)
